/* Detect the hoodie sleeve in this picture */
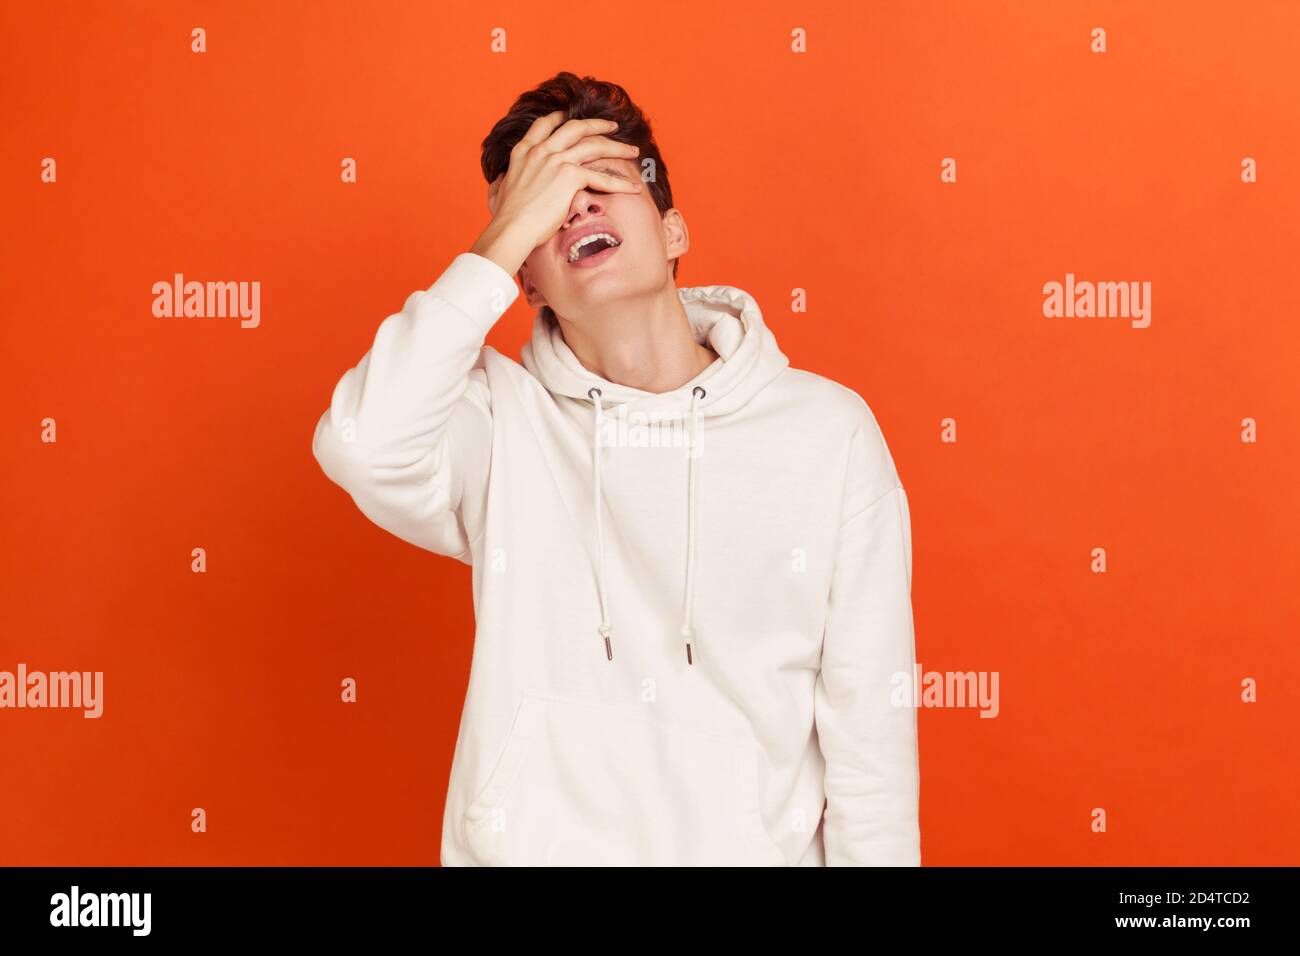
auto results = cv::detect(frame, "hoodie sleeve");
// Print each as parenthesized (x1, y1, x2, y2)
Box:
(814, 410, 921, 866)
(311, 252, 519, 562)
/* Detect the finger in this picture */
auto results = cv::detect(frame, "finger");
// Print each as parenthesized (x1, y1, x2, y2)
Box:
(514, 110, 569, 153)
(575, 165, 644, 195)
(537, 117, 621, 156)
(555, 135, 640, 168)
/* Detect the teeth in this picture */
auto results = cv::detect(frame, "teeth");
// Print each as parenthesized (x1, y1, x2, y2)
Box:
(568, 232, 620, 262)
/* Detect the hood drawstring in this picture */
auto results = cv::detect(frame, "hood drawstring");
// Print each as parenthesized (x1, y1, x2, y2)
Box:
(680, 386, 705, 665)
(588, 387, 614, 661)
(586, 384, 707, 666)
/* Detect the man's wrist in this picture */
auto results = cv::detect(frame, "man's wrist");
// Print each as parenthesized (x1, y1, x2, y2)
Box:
(470, 220, 532, 277)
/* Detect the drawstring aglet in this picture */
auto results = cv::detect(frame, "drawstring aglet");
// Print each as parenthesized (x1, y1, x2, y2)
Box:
(599, 624, 613, 661)
(681, 625, 695, 666)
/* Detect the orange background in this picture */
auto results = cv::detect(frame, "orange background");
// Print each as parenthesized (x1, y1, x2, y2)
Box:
(2, 0, 1297, 865)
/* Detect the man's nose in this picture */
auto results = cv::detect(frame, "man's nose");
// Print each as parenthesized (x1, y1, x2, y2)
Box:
(566, 190, 606, 223)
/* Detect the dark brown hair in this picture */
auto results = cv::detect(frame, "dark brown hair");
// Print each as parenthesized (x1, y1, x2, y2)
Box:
(479, 71, 679, 295)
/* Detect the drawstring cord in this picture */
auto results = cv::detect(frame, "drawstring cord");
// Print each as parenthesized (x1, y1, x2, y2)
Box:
(680, 386, 705, 665)
(586, 384, 706, 666)
(588, 387, 614, 660)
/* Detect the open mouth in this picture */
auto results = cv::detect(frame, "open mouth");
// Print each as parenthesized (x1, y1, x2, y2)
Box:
(567, 232, 621, 268)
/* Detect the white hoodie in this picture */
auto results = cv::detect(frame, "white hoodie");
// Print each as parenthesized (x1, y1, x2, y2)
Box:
(312, 252, 921, 866)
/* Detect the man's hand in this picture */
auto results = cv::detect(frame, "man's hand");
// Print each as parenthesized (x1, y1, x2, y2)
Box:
(470, 111, 642, 276)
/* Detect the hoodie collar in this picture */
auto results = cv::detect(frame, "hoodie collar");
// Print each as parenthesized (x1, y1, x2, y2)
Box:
(521, 283, 789, 418)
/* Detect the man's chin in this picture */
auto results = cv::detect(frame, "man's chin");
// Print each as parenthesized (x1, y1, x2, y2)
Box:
(549, 283, 643, 323)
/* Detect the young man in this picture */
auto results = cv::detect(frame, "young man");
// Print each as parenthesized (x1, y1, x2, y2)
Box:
(312, 72, 920, 867)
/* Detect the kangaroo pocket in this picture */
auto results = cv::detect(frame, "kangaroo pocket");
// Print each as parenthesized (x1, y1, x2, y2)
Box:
(461, 693, 787, 866)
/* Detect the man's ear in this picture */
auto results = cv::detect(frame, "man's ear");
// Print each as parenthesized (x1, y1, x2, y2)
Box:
(662, 208, 689, 264)
(519, 261, 547, 308)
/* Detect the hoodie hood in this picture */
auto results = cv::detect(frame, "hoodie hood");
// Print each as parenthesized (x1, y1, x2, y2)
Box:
(520, 283, 790, 665)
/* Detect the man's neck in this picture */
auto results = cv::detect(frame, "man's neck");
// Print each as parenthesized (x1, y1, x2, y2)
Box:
(555, 286, 718, 394)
